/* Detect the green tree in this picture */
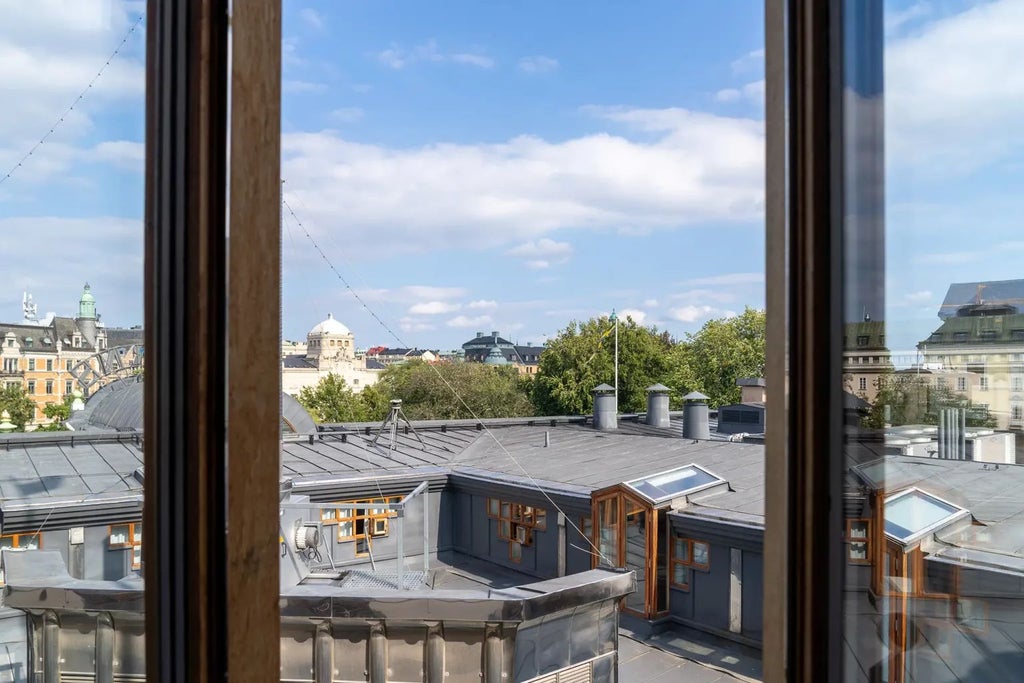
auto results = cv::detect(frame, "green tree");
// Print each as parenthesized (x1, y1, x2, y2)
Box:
(861, 373, 996, 429)
(667, 308, 766, 408)
(0, 385, 36, 430)
(36, 395, 75, 432)
(298, 374, 381, 423)
(380, 360, 534, 420)
(532, 315, 674, 415)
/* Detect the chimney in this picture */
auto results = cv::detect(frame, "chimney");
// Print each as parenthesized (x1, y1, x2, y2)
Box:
(592, 384, 617, 430)
(645, 384, 671, 428)
(737, 377, 766, 404)
(491, 331, 500, 338)
(476, 332, 484, 338)
(682, 391, 711, 441)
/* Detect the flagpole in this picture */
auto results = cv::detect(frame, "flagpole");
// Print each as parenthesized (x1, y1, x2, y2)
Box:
(611, 309, 619, 414)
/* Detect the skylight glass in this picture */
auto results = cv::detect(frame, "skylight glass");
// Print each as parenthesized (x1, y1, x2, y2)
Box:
(625, 465, 722, 503)
(884, 489, 966, 543)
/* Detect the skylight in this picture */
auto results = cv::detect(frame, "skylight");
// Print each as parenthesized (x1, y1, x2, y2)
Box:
(624, 464, 723, 503)
(884, 488, 968, 544)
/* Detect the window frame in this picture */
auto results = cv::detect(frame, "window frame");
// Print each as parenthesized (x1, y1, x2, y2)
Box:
(490, 496, 546, 560)
(143, 0, 281, 680)
(109, 522, 143, 570)
(844, 519, 871, 565)
(669, 534, 711, 591)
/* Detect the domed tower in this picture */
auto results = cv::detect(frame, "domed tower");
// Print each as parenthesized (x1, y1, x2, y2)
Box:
(483, 345, 509, 366)
(305, 313, 355, 370)
(77, 283, 98, 347)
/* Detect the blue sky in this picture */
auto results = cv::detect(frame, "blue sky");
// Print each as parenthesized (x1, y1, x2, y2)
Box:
(1, 0, 1022, 359)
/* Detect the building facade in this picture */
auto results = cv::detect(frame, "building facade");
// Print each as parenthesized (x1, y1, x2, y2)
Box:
(844, 319, 893, 404)
(281, 314, 383, 395)
(919, 281, 1024, 432)
(0, 285, 142, 427)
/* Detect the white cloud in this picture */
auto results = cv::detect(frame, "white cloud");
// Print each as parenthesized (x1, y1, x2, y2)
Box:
(507, 240, 573, 262)
(299, 8, 324, 30)
(670, 288, 738, 304)
(643, 298, 658, 307)
(618, 308, 647, 324)
(669, 305, 715, 323)
(451, 53, 495, 68)
(715, 80, 763, 106)
(399, 317, 435, 332)
(886, 0, 1024, 172)
(328, 107, 364, 124)
(714, 88, 741, 103)
(350, 285, 467, 304)
(0, 215, 143, 325)
(90, 139, 144, 171)
(731, 48, 764, 75)
(281, 106, 764, 253)
(0, 1, 144, 187)
(408, 301, 461, 315)
(467, 299, 498, 309)
(886, 2, 931, 34)
(525, 260, 551, 270)
(374, 40, 494, 70)
(682, 272, 764, 287)
(518, 55, 559, 74)
(446, 314, 494, 328)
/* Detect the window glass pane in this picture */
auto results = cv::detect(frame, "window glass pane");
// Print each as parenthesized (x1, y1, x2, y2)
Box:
(0, 538, 14, 550)
(625, 465, 722, 503)
(848, 542, 868, 562)
(672, 564, 689, 588)
(534, 508, 546, 530)
(509, 541, 522, 563)
(674, 537, 690, 563)
(488, 498, 499, 517)
(840, 2, 1024, 680)
(110, 526, 130, 547)
(692, 542, 709, 567)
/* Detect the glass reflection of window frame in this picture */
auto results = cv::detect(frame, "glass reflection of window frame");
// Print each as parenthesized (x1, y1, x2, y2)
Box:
(845, 519, 871, 565)
(109, 523, 142, 570)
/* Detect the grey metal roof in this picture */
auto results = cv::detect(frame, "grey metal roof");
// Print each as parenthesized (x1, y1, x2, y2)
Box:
(282, 354, 315, 369)
(939, 279, 1024, 318)
(854, 456, 1024, 560)
(451, 423, 766, 519)
(0, 431, 144, 532)
(68, 376, 145, 431)
(70, 377, 319, 435)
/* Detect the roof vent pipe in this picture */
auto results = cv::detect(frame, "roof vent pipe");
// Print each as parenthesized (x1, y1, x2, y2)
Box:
(646, 384, 671, 428)
(592, 384, 617, 431)
(682, 391, 711, 441)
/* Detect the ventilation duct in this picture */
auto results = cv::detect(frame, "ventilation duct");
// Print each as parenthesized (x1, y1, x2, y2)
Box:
(645, 384, 671, 428)
(682, 391, 710, 441)
(592, 384, 617, 431)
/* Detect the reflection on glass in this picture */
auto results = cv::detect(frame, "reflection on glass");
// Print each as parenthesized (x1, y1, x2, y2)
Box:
(0, 3, 147, 678)
(842, 2, 1024, 680)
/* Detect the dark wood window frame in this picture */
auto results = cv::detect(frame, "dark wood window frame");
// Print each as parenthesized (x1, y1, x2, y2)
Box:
(143, 1, 281, 680)
(487, 496, 546, 562)
(669, 534, 710, 591)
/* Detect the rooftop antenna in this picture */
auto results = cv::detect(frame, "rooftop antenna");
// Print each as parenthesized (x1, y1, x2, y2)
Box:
(22, 292, 38, 324)
(371, 399, 427, 454)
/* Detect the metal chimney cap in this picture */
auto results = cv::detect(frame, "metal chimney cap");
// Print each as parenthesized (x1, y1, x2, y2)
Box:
(682, 391, 709, 401)
(646, 383, 671, 393)
(593, 383, 615, 393)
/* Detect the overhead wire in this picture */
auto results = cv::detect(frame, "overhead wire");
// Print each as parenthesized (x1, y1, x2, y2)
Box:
(0, 14, 145, 188)
(281, 195, 614, 565)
